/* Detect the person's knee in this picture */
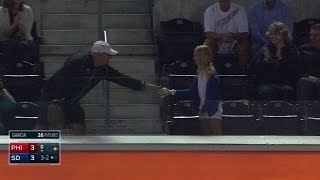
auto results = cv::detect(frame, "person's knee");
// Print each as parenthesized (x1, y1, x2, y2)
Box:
(297, 77, 314, 87)
(280, 85, 295, 100)
(257, 85, 276, 99)
(315, 79, 320, 89)
(281, 85, 294, 93)
(297, 78, 318, 100)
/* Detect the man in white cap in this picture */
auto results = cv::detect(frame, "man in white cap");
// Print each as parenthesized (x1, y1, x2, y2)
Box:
(34, 41, 161, 135)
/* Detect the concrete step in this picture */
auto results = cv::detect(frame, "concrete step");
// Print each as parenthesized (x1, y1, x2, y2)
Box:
(41, 29, 153, 45)
(40, 45, 156, 56)
(40, 0, 151, 14)
(80, 88, 160, 104)
(85, 119, 163, 134)
(82, 104, 160, 119)
(43, 59, 156, 75)
(41, 14, 152, 30)
(110, 59, 155, 74)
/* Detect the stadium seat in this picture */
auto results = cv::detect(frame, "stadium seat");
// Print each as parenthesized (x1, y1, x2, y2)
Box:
(167, 100, 199, 135)
(8, 102, 39, 131)
(305, 101, 320, 135)
(222, 101, 262, 135)
(2, 74, 43, 102)
(215, 54, 245, 75)
(261, 101, 303, 135)
(219, 75, 248, 101)
(157, 18, 204, 65)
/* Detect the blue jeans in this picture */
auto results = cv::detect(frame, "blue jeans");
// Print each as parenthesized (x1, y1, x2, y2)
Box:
(256, 83, 295, 101)
(296, 77, 320, 101)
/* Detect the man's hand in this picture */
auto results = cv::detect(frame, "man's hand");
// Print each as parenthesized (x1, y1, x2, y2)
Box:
(221, 32, 236, 42)
(144, 83, 161, 93)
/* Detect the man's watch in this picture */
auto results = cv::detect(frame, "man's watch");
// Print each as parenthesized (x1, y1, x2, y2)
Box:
(169, 89, 176, 96)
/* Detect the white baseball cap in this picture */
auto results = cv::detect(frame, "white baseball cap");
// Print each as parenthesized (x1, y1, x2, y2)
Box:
(91, 41, 118, 55)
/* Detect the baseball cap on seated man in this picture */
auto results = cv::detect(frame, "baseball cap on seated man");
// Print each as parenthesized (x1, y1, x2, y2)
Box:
(91, 41, 118, 55)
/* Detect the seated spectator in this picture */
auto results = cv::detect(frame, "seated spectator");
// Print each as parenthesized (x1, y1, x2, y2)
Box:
(249, 22, 301, 101)
(249, 0, 293, 57)
(296, 24, 320, 102)
(0, 79, 16, 134)
(160, 45, 222, 135)
(0, 0, 36, 71)
(204, 0, 249, 64)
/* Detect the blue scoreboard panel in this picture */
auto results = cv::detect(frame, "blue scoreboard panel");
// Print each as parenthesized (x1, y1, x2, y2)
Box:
(8, 130, 61, 165)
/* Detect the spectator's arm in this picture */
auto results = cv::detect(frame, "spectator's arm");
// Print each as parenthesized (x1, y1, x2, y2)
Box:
(3, 24, 18, 38)
(0, 82, 16, 111)
(236, 7, 250, 64)
(204, 7, 219, 55)
(175, 88, 192, 96)
(204, 32, 219, 55)
(237, 32, 249, 64)
(105, 65, 152, 91)
(175, 79, 197, 96)
(248, 6, 267, 44)
(1, 12, 20, 38)
(22, 6, 34, 38)
(248, 46, 273, 74)
(283, 6, 294, 32)
(144, 83, 161, 93)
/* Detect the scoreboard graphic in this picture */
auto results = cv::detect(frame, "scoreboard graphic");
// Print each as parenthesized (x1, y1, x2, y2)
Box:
(8, 130, 61, 165)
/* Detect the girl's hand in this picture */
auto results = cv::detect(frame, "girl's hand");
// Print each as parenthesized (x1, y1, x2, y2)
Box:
(158, 87, 173, 98)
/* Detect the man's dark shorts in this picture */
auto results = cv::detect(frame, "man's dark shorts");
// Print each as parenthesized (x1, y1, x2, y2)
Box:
(60, 102, 85, 126)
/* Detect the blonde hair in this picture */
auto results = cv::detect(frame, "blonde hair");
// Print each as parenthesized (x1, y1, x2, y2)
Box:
(194, 45, 216, 75)
(266, 21, 292, 44)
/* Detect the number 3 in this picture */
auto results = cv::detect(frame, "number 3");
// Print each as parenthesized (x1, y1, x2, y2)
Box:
(31, 145, 34, 151)
(31, 155, 35, 161)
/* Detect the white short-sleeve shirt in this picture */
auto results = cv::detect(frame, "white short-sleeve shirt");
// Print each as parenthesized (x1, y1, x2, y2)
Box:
(204, 3, 248, 54)
(0, 5, 34, 41)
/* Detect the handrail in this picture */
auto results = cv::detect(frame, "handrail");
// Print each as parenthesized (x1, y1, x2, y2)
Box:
(97, 0, 110, 134)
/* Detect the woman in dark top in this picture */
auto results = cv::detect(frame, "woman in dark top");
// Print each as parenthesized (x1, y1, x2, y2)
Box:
(250, 22, 301, 101)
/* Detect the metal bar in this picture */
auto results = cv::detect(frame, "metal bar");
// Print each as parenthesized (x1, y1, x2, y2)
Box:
(222, 115, 254, 118)
(98, 0, 111, 135)
(262, 115, 298, 118)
